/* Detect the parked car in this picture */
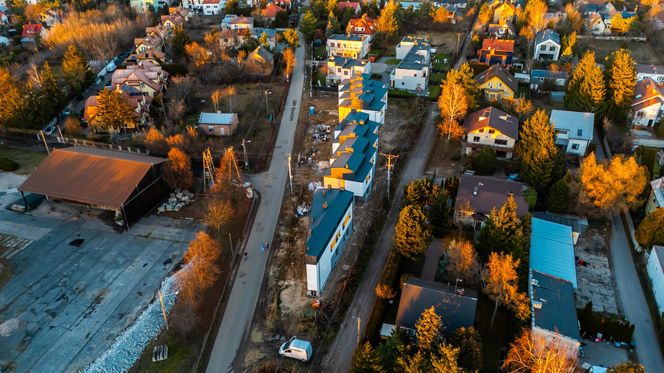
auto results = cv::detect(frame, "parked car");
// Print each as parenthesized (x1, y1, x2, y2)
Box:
(279, 337, 313, 362)
(106, 61, 117, 73)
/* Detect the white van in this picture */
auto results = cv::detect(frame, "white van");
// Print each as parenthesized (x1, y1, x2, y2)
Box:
(279, 337, 313, 362)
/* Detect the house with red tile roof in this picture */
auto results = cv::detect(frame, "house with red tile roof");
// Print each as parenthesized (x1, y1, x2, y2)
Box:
(261, 3, 283, 21)
(631, 78, 664, 127)
(346, 14, 376, 41)
(337, 1, 361, 15)
(478, 38, 515, 65)
(21, 23, 46, 43)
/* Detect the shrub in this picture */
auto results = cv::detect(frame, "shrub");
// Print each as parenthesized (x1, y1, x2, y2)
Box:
(0, 157, 19, 172)
(470, 147, 497, 175)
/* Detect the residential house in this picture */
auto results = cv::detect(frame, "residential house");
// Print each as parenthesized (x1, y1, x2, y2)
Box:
(145, 24, 170, 40)
(398, 0, 426, 9)
(219, 28, 248, 50)
(532, 211, 589, 245)
(478, 39, 515, 65)
(111, 61, 169, 97)
(645, 177, 664, 215)
(84, 85, 153, 129)
(324, 129, 378, 198)
(327, 57, 371, 85)
(530, 270, 581, 358)
(549, 110, 594, 156)
(453, 175, 529, 229)
(337, 1, 361, 15)
(487, 22, 516, 38)
(338, 74, 388, 125)
(636, 64, 664, 83)
(0, 11, 8, 25)
(631, 78, 664, 127)
(652, 10, 664, 31)
(533, 29, 561, 61)
(390, 39, 431, 93)
(493, 1, 516, 23)
(130, 0, 157, 12)
(530, 218, 577, 288)
(161, 12, 185, 30)
(474, 64, 518, 101)
(252, 28, 278, 49)
(327, 34, 370, 59)
(305, 188, 354, 296)
(395, 36, 429, 60)
(202, 0, 223, 15)
(169, 6, 190, 21)
(0, 36, 9, 46)
(586, 13, 607, 35)
(462, 107, 519, 159)
(135, 34, 163, 53)
(125, 50, 169, 66)
(529, 69, 568, 91)
(648, 246, 664, 316)
(260, 3, 282, 22)
(435, 4, 458, 24)
(346, 15, 376, 41)
(332, 111, 379, 153)
(396, 278, 478, 335)
(222, 15, 254, 31)
(21, 23, 45, 43)
(197, 112, 239, 136)
(244, 46, 274, 76)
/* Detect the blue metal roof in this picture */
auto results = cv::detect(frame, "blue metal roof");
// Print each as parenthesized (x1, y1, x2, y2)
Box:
(530, 218, 577, 288)
(306, 189, 354, 260)
(535, 29, 560, 46)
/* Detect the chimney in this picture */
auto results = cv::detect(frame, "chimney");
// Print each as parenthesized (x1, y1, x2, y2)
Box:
(323, 202, 328, 209)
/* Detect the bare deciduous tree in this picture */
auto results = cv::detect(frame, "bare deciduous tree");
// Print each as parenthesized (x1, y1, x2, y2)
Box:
(204, 199, 234, 234)
(502, 330, 577, 373)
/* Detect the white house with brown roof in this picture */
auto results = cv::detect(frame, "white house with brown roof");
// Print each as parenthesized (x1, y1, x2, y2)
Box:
(346, 14, 376, 41)
(462, 107, 519, 159)
(202, 0, 223, 15)
(636, 64, 664, 83)
(111, 61, 169, 97)
(221, 15, 254, 31)
(631, 78, 664, 127)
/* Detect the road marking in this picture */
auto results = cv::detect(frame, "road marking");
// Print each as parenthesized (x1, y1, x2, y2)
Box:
(0, 234, 34, 259)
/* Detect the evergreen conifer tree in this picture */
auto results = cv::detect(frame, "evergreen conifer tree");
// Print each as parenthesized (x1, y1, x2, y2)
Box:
(516, 109, 563, 192)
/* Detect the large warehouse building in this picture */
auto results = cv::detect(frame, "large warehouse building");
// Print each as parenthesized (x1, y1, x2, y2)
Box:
(19, 146, 169, 226)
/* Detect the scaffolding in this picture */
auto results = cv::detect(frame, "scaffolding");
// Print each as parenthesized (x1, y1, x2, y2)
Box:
(202, 148, 215, 191)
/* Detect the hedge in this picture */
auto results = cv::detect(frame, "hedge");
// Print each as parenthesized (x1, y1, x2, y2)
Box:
(578, 302, 635, 343)
(0, 157, 19, 172)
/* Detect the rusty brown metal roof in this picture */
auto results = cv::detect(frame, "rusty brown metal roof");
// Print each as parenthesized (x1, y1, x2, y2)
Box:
(19, 147, 168, 210)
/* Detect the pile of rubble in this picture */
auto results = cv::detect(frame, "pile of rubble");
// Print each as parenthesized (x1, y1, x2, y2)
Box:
(157, 189, 194, 213)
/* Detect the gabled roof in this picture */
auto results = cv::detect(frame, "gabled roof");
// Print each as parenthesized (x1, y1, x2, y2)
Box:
(19, 147, 167, 210)
(261, 3, 282, 17)
(636, 64, 664, 75)
(455, 175, 529, 217)
(111, 61, 168, 92)
(530, 218, 577, 288)
(396, 277, 478, 332)
(337, 1, 361, 12)
(463, 107, 519, 139)
(306, 188, 354, 259)
(474, 64, 518, 94)
(199, 112, 237, 125)
(632, 78, 664, 111)
(252, 27, 277, 39)
(549, 110, 594, 141)
(247, 45, 273, 63)
(21, 23, 43, 38)
(347, 14, 376, 35)
(535, 29, 560, 46)
(481, 38, 515, 52)
(530, 270, 581, 342)
(230, 16, 253, 24)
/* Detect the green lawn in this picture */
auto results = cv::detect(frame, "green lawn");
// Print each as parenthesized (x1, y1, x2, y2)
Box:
(313, 45, 326, 60)
(0, 148, 47, 175)
(384, 58, 401, 65)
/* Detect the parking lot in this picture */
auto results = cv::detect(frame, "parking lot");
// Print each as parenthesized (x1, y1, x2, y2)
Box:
(0, 179, 201, 372)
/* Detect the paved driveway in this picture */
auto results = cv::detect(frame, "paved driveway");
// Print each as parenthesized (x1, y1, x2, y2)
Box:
(0, 199, 200, 373)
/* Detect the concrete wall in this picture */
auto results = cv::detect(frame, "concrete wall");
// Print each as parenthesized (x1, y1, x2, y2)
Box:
(391, 67, 428, 91)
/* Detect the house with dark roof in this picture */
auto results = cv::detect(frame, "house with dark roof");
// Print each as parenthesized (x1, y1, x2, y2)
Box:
(475, 64, 518, 101)
(478, 39, 515, 65)
(631, 78, 664, 127)
(533, 29, 560, 61)
(463, 107, 519, 159)
(530, 218, 577, 288)
(327, 57, 371, 85)
(305, 188, 354, 296)
(245, 46, 274, 76)
(636, 64, 664, 83)
(337, 1, 361, 15)
(453, 175, 529, 229)
(390, 37, 431, 93)
(646, 177, 664, 215)
(529, 270, 581, 358)
(111, 61, 169, 97)
(338, 74, 388, 125)
(327, 33, 370, 59)
(19, 147, 169, 226)
(549, 110, 594, 156)
(396, 277, 478, 335)
(529, 69, 568, 91)
(487, 21, 516, 38)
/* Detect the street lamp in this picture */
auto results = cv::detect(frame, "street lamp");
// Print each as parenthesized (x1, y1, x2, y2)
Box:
(264, 90, 272, 115)
(241, 138, 251, 168)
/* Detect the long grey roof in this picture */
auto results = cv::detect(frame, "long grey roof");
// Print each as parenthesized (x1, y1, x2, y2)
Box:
(530, 270, 581, 342)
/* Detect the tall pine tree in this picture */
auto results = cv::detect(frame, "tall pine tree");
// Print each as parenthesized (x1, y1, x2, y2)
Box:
(376, 0, 399, 36)
(90, 88, 135, 133)
(565, 51, 605, 112)
(516, 109, 563, 192)
(62, 44, 92, 96)
(393, 205, 432, 260)
(326, 11, 340, 37)
(603, 49, 636, 124)
(478, 195, 526, 259)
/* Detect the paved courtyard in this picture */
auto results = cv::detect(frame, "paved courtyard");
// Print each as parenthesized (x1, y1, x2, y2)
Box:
(0, 180, 201, 373)
(575, 230, 619, 315)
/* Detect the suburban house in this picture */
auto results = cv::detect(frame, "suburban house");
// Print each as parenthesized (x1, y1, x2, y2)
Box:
(252, 28, 278, 49)
(395, 36, 429, 60)
(346, 14, 376, 41)
(636, 64, 664, 83)
(327, 57, 371, 85)
(453, 175, 529, 229)
(0, 12, 8, 25)
(390, 38, 431, 93)
(530, 218, 577, 288)
(474, 64, 518, 101)
(326, 34, 370, 59)
(40, 8, 61, 27)
(529, 270, 581, 358)
(260, 3, 282, 21)
(145, 25, 170, 40)
(84, 86, 153, 129)
(305, 188, 354, 297)
(221, 15, 254, 31)
(337, 1, 361, 15)
(487, 22, 516, 38)
(586, 13, 607, 35)
(493, 2, 516, 23)
(21, 23, 45, 43)
(549, 110, 594, 156)
(338, 74, 388, 125)
(478, 39, 515, 65)
(125, 50, 168, 66)
(219, 28, 248, 50)
(135, 34, 163, 53)
(645, 177, 664, 215)
(533, 29, 561, 61)
(197, 112, 239, 136)
(630, 78, 664, 127)
(202, 0, 223, 15)
(244, 46, 274, 76)
(529, 69, 568, 91)
(324, 111, 379, 199)
(396, 278, 478, 335)
(160, 13, 185, 30)
(462, 107, 519, 159)
(111, 61, 169, 97)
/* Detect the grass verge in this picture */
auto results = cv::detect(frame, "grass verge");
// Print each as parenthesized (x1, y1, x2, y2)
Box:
(0, 148, 47, 174)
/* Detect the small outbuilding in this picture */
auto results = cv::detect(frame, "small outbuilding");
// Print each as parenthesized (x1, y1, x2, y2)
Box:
(197, 112, 239, 136)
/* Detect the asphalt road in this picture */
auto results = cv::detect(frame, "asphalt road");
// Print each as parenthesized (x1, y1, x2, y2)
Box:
(321, 104, 439, 373)
(595, 144, 664, 372)
(205, 39, 305, 372)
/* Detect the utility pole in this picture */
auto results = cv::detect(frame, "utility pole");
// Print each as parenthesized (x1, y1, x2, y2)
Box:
(158, 290, 168, 330)
(356, 317, 361, 346)
(241, 138, 250, 168)
(310, 40, 313, 98)
(287, 153, 293, 195)
(39, 131, 50, 154)
(381, 153, 398, 201)
(456, 31, 462, 57)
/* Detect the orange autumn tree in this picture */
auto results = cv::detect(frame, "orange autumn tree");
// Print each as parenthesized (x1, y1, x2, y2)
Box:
(163, 147, 193, 190)
(502, 329, 577, 373)
(482, 252, 530, 330)
(177, 231, 221, 304)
